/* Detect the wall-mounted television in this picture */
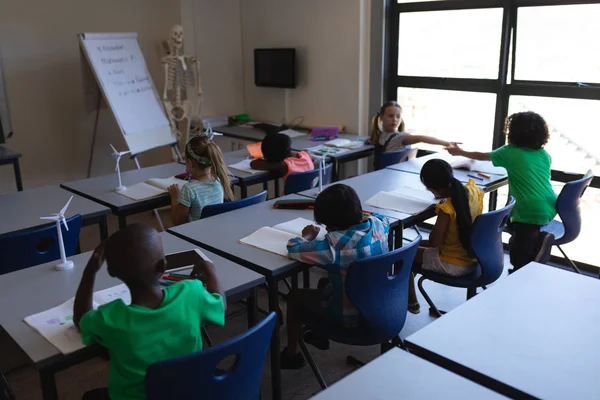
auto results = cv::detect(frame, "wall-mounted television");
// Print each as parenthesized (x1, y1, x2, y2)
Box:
(254, 48, 296, 89)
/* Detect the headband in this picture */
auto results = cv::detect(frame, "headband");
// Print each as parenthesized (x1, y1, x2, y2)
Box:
(186, 141, 211, 166)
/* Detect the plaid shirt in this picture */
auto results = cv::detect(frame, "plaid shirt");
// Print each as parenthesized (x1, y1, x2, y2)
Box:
(286, 214, 390, 327)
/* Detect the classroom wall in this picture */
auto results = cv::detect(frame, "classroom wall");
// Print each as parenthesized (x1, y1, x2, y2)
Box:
(239, 0, 370, 134)
(180, 0, 246, 119)
(0, 0, 180, 191)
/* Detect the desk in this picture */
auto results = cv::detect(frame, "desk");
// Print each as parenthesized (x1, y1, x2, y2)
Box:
(0, 232, 263, 400)
(0, 185, 110, 240)
(0, 146, 23, 191)
(387, 153, 508, 192)
(224, 149, 279, 198)
(215, 125, 267, 142)
(61, 163, 187, 229)
(312, 348, 506, 400)
(290, 134, 374, 181)
(405, 263, 600, 400)
(168, 194, 324, 400)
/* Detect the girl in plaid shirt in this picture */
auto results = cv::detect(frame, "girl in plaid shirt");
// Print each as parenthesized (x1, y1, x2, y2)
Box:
(281, 184, 390, 369)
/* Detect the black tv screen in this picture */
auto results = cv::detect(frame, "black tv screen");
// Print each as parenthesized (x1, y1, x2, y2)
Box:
(254, 48, 296, 89)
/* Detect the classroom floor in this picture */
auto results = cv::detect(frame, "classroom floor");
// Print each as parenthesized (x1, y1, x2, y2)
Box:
(1, 210, 520, 400)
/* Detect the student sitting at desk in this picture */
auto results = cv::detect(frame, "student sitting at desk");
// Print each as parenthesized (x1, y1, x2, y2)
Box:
(370, 100, 459, 152)
(282, 184, 390, 369)
(73, 224, 226, 400)
(168, 135, 234, 225)
(250, 133, 314, 180)
(407, 159, 484, 314)
(447, 111, 555, 272)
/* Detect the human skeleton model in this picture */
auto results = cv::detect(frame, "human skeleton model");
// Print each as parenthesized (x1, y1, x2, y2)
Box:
(161, 25, 203, 158)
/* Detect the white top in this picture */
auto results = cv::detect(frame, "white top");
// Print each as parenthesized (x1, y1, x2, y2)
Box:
(378, 131, 409, 152)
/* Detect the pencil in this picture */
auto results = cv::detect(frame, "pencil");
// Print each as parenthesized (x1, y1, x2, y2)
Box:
(477, 172, 491, 179)
(467, 173, 484, 181)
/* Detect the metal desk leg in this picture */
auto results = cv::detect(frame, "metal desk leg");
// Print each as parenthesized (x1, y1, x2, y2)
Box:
(267, 276, 282, 400)
(99, 216, 109, 240)
(303, 269, 311, 288)
(13, 159, 23, 191)
(332, 161, 340, 182)
(39, 368, 58, 400)
(247, 287, 258, 328)
(274, 179, 280, 197)
(118, 215, 127, 230)
(241, 183, 248, 199)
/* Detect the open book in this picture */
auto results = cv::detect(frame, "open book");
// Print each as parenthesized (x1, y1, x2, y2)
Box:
(450, 157, 506, 175)
(365, 186, 439, 215)
(325, 138, 364, 149)
(239, 217, 326, 257)
(118, 176, 188, 201)
(24, 249, 211, 354)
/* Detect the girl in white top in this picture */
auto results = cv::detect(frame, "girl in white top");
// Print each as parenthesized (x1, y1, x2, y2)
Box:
(370, 101, 459, 152)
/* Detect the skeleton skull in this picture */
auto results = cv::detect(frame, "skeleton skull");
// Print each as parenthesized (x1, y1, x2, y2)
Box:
(170, 25, 184, 51)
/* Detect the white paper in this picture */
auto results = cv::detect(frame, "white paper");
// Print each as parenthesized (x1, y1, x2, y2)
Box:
(273, 218, 326, 240)
(239, 227, 298, 257)
(228, 159, 263, 174)
(470, 161, 506, 176)
(118, 182, 165, 200)
(391, 186, 436, 203)
(146, 177, 187, 191)
(450, 158, 475, 171)
(365, 191, 437, 215)
(279, 128, 305, 138)
(325, 139, 351, 148)
(93, 283, 131, 306)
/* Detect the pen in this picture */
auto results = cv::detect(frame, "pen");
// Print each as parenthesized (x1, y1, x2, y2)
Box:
(477, 172, 491, 179)
(159, 280, 171, 287)
(467, 173, 484, 181)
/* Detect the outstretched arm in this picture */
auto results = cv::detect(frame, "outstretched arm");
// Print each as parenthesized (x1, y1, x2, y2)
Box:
(402, 135, 459, 148)
(447, 145, 491, 161)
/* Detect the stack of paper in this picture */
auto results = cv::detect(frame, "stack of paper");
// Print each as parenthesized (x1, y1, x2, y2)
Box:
(325, 138, 364, 149)
(280, 128, 306, 138)
(450, 157, 506, 175)
(239, 217, 326, 256)
(118, 176, 188, 201)
(366, 186, 438, 215)
(228, 159, 263, 174)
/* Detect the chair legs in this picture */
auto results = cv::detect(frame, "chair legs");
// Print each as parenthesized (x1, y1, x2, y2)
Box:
(417, 276, 443, 317)
(556, 245, 582, 274)
(299, 328, 327, 389)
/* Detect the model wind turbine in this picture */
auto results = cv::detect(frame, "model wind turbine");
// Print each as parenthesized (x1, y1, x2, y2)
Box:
(110, 144, 130, 192)
(315, 154, 327, 195)
(40, 196, 75, 271)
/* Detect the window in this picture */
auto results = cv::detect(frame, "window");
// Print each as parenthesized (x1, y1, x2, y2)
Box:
(515, 5, 600, 83)
(387, 0, 600, 271)
(398, 8, 503, 79)
(397, 87, 497, 150)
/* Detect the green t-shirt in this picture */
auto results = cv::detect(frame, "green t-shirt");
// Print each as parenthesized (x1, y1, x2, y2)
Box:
(490, 144, 557, 225)
(79, 280, 225, 400)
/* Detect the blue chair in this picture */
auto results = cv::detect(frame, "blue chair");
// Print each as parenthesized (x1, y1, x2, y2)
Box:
(201, 190, 268, 219)
(0, 214, 82, 275)
(145, 312, 276, 400)
(374, 147, 418, 171)
(284, 164, 333, 195)
(541, 171, 593, 274)
(415, 198, 515, 317)
(299, 236, 421, 389)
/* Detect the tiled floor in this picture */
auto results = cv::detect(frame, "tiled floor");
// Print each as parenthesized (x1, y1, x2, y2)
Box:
(2, 210, 522, 400)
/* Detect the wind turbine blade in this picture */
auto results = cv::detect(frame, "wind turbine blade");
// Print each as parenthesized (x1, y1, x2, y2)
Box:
(109, 143, 118, 154)
(120, 151, 130, 156)
(40, 216, 59, 221)
(61, 216, 69, 231)
(60, 196, 73, 215)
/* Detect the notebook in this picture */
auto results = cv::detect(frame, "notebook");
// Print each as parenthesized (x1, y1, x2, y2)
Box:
(239, 217, 326, 256)
(450, 157, 506, 175)
(24, 249, 211, 354)
(324, 138, 364, 149)
(118, 176, 188, 201)
(365, 187, 439, 215)
(228, 158, 263, 174)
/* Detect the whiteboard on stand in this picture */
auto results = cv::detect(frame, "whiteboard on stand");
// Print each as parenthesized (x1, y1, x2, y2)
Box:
(79, 32, 175, 156)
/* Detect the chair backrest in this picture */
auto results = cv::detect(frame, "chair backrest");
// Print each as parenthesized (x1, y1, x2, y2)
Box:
(145, 312, 276, 400)
(374, 147, 418, 171)
(345, 236, 421, 344)
(555, 172, 593, 245)
(0, 214, 82, 275)
(284, 163, 333, 195)
(471, 197, 515, 286)
(201, 190, 268, 219)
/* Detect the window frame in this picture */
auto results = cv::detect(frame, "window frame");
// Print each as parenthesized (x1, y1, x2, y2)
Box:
(386, 0, 600, 272)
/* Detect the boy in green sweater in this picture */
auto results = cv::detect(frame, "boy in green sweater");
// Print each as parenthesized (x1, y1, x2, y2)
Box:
(74, 224, 226, 400)
(448, 111, 556, 270)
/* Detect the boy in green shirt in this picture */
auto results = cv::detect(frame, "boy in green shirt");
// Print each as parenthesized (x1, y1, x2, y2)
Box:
(74, 224, 226, 400)
(448, 111, 556, 271)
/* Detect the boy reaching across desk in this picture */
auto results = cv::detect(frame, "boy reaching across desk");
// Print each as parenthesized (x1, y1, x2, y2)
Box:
(73, 224, 226, 400)
(282, 184, 390, 369)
